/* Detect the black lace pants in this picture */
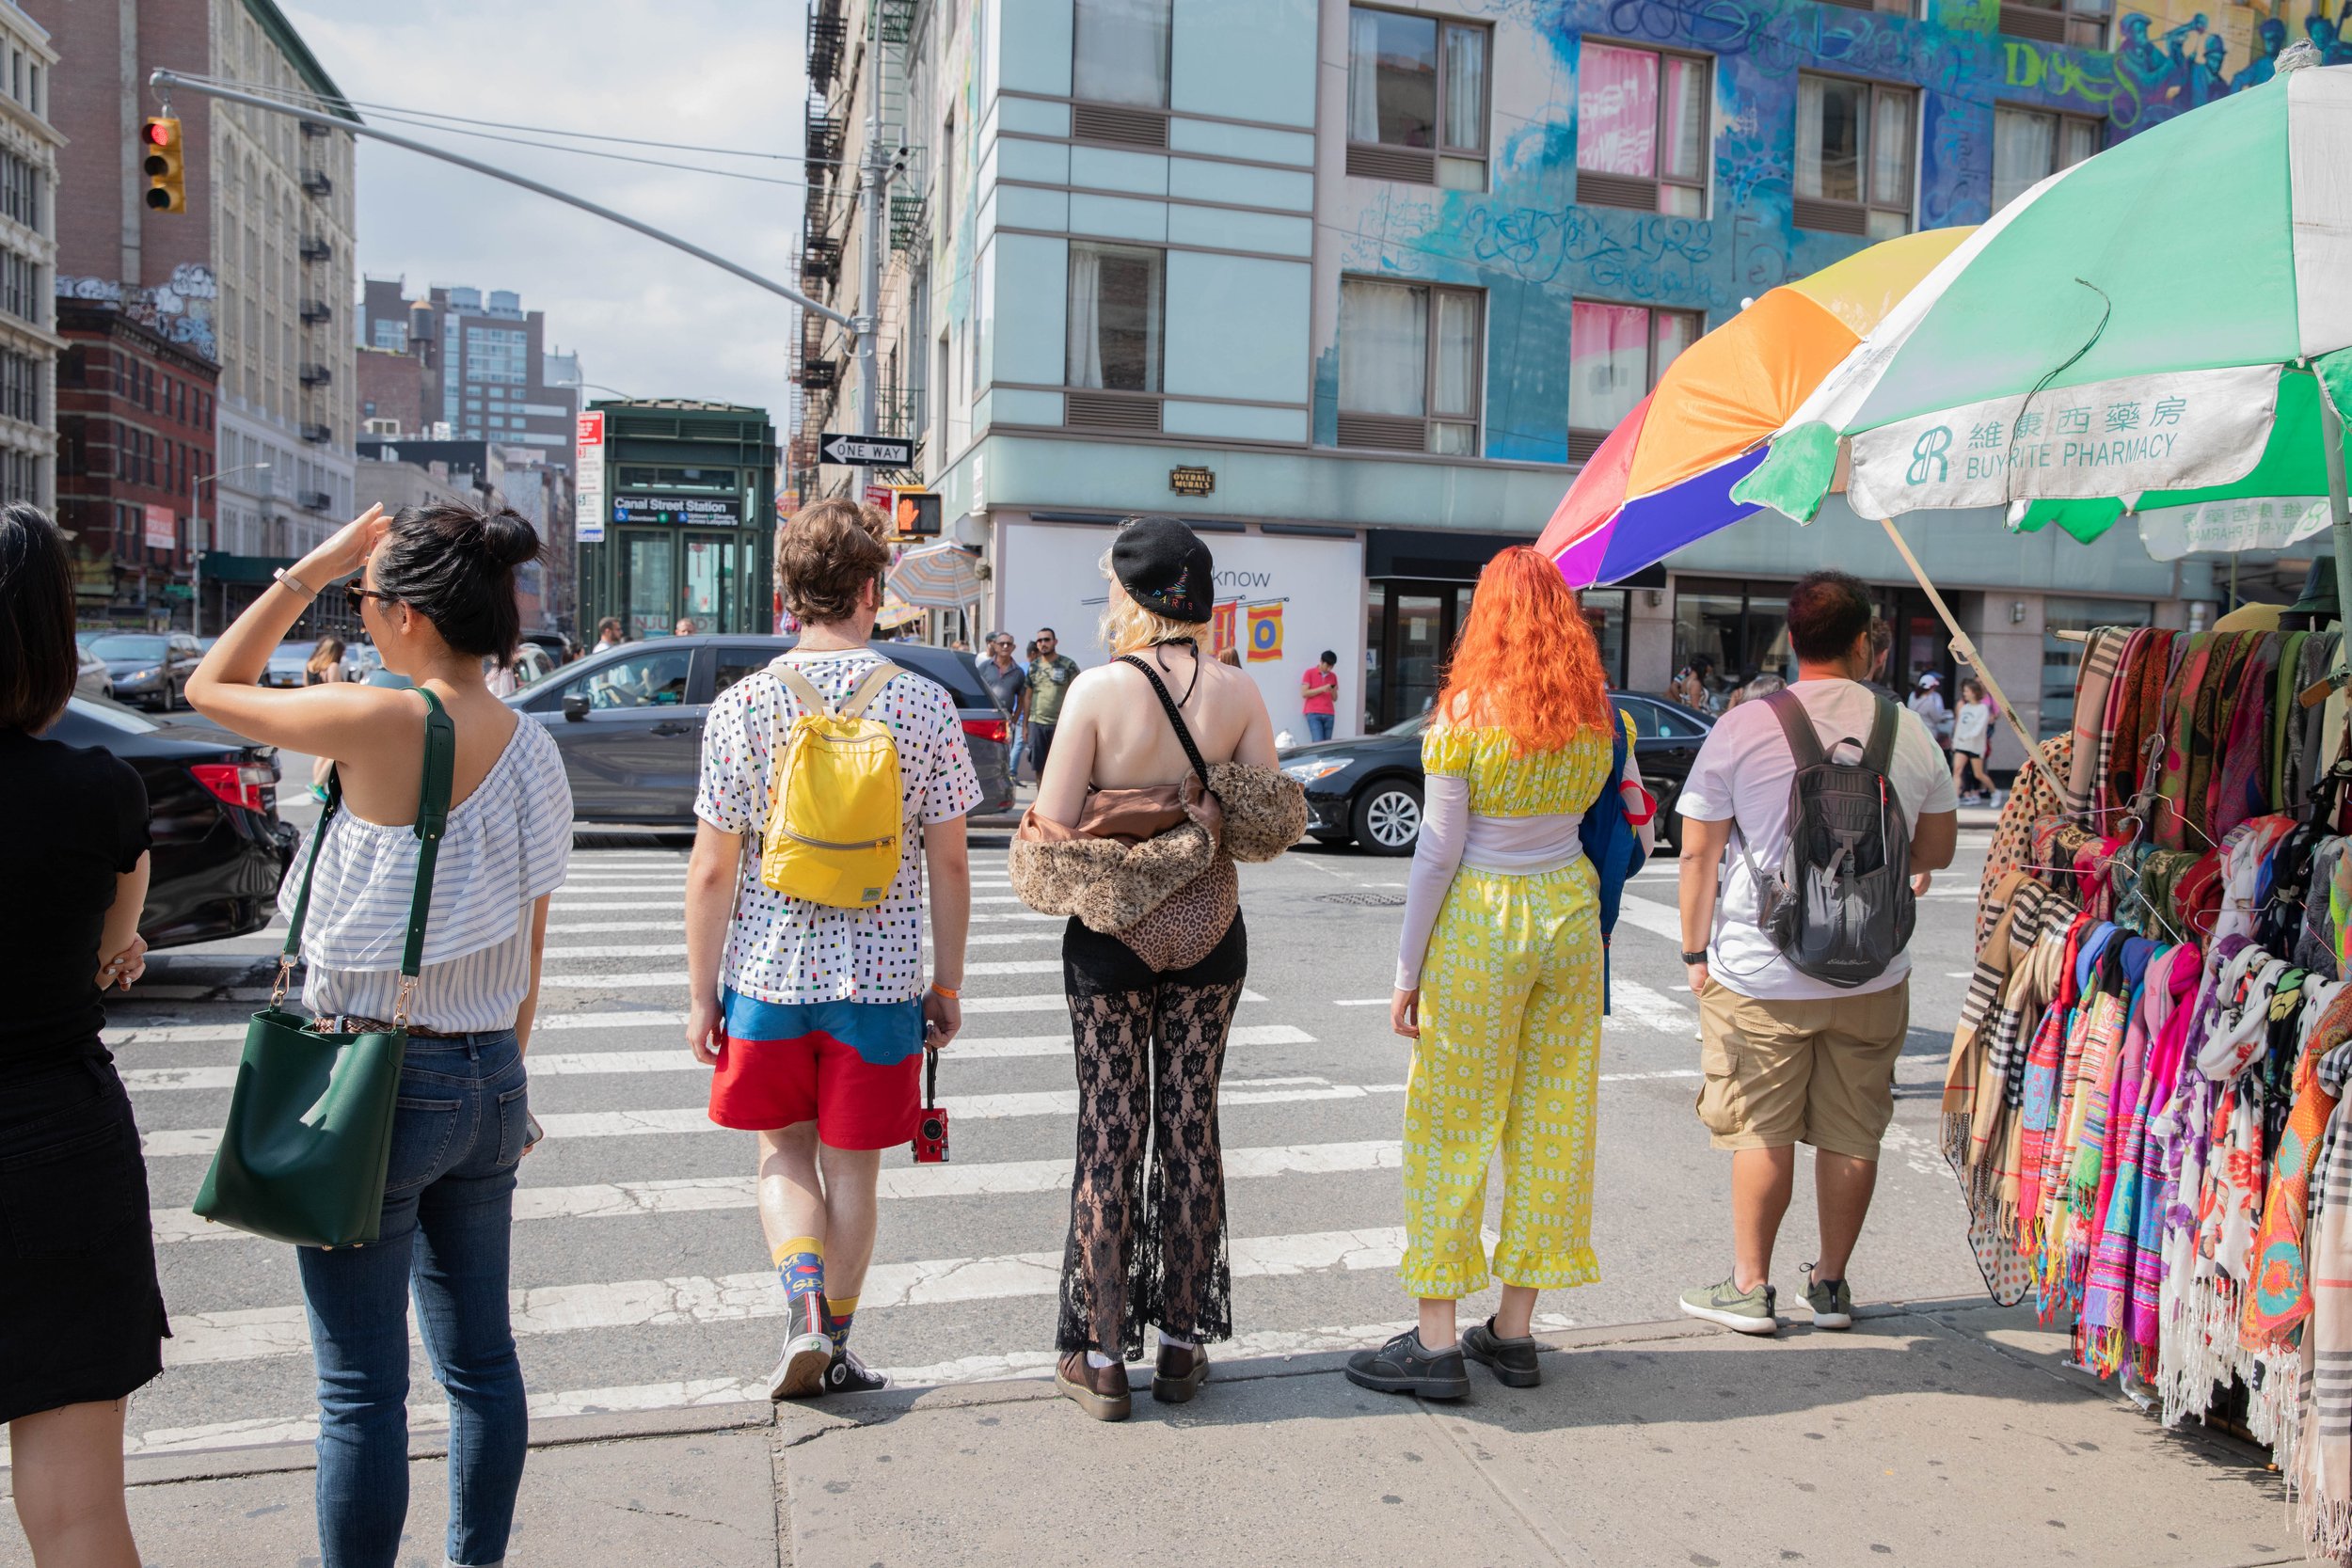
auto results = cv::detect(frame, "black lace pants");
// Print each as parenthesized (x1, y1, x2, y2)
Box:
(1055, 918, 1245, 1359)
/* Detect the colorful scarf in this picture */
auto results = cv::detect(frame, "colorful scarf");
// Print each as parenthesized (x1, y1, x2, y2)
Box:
(2296, 1043, 2352, 1556)
(2243, 985, 2352, 1352)
(2152, 633, 2212, 850)
(2110, 629, 2177, 821)
(2129, 945, 2204, 1359)
(1976, 733, 2072, 955)
(2273, 628, 2312, 809)
(2212, 632, 2282, 843)
(2067, 626, 2128, 819)
(2080, 941, 2162, 1373)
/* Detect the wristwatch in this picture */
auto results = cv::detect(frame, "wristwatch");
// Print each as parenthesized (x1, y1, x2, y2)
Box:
(1680, 949, 1709, 965)
(272, 565, 318, 601)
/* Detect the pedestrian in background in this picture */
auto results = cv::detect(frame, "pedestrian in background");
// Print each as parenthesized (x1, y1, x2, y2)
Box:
(0, 503, 164, 1568)
(684, 498, 979, 1401)
(1299, 648, 1340, 742)
(1347, 546, 1651, 1401)
(1670, 654, 1713, 710)
(1673, 570, 1956, 1338)
(306, 635, 350, 800)
(1951, 676, 1997, 802)
(1217, 645, 1242, 668)
(1907, 671, 1952, 749)
(187, 500, 571, 1568)
(977, 629, 1028, 762)
(595, 616, 625, 651)
(1009, 516, 1302, 1420)
(674, 617, 699, 638)
(1025, 626, 1079, 780)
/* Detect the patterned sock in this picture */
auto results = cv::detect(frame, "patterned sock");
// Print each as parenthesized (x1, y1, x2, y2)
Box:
(823, 1295, 859, 1350)
(773, 1237, 826, 1341)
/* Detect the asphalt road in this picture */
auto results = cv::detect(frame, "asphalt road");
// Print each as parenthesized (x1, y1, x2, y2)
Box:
(87, 809, 1996, 1460)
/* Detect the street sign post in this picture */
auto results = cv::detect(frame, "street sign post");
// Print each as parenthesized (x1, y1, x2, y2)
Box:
(820, 432, 914, 467)
(575, 412, 606, 543)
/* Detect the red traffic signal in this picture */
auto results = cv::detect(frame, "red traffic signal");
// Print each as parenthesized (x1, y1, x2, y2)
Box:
(142, 117, 184, 213)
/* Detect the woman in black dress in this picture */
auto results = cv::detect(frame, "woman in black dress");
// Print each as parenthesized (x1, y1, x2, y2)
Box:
(0, 503, 165, 1566)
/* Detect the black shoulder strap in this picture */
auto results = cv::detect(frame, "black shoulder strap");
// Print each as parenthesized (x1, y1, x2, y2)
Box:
(1860, 693, 1901, 777)
(1119, 653, 1212, 787)
(1759, 687, 1827, 771)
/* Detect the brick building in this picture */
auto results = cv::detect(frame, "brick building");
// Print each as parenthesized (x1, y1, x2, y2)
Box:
(56, 299, 219, 626)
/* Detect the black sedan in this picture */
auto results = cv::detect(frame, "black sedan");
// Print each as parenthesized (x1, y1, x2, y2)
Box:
(41, 697, 298, 948)
(512, 634, 1018, 826)
(1280, 692, 1715, 856)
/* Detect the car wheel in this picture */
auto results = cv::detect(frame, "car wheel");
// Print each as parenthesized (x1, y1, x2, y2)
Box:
(1352, 780, 1422, 856)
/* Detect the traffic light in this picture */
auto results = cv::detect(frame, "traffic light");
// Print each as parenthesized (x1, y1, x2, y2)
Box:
(141, 118, 184, 214)
(892, 487, 941, 539)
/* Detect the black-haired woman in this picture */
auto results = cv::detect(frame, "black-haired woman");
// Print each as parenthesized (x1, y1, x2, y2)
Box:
(1, 503, 163, 1568)
(186, 501, 573, 1568)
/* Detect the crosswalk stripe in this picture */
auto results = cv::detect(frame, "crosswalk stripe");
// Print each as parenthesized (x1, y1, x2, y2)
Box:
(107, 1008, 690, 1049)
(149, 1131, 1391, 1243)
(532, 933, 1057, 959)
(119, 1023, 1320, 1094)
(140, 1073, 1394, 1157)
(1608, 978, 1698, 1035)
(161, 1226, 1439, 1368)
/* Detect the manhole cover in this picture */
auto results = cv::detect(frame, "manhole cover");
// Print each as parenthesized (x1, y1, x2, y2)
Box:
(1320, 892, 1406, 907)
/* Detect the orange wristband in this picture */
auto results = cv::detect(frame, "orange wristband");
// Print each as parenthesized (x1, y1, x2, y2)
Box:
(930, 983, 960, 999)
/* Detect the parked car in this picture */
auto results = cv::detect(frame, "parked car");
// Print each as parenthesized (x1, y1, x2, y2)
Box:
(40, 696, 297, 948)
(510, 641, 558, 689)
(511, 634, 1018, 826)
(262, 639, 350, 688)
(75, 642, 112, 700)
(90, 630, 203, 710)
(1280, 692, 1716, 856)
(519, 628, 576, 665)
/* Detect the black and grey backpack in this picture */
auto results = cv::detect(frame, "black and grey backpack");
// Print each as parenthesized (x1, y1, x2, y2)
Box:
(1735, 688, 1915, 988)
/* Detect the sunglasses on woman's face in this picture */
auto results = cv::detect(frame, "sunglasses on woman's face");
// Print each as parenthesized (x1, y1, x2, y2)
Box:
(342, 582, 398, 612)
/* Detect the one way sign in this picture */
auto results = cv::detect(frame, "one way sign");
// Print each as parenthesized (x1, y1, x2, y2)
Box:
(819, 432, 915, 467)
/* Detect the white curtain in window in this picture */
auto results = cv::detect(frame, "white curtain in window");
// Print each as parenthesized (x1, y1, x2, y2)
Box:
(1066, 245, 1104, 388)
(1870, 88, 1915, 208)
(1073, 0, 1171, 107)
(1348, 8, 1382, 143)
(1339, 279, 1426, 417)
(1991, 107, 2055, 213)
(1433, 293, 1478, 419)
(1442, 26, 1486, 152)
(1795, 75, 1863, 201)
(1659, 55, 1708, 182)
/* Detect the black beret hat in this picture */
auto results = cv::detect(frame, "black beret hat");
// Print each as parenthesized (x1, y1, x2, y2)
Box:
(1111, 515, 1213, 624)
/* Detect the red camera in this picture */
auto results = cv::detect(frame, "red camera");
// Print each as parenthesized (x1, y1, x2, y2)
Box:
(911, 1047, 948, 1163)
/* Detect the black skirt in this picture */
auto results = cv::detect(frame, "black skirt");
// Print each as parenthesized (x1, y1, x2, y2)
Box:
(0, 1056, 168, 1424)
(1062, 909, 1248, 997)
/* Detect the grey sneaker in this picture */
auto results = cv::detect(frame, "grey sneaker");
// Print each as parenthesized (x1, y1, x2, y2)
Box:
(1461, 1318, 1541, 1387)
(1678, 1275, 1779, 1336)
(1804, 1265, 1853, 1330)
(1344, 1330, 1470, 1399)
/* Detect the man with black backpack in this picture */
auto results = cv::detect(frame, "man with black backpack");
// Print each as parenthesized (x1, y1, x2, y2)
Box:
(1672, 571, 1958, 1337)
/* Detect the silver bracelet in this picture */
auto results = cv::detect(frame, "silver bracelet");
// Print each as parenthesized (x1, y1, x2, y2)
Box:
(272, 566, 318, 601)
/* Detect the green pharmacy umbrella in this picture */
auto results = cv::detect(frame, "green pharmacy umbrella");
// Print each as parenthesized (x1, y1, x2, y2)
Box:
(1736, 45, 2352, 734)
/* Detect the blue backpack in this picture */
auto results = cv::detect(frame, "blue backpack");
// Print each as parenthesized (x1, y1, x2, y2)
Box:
(1577, 710, 1647, 1013)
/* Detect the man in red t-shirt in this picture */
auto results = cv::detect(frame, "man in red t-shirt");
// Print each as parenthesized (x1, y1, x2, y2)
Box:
(1299, 650, 1339, 742)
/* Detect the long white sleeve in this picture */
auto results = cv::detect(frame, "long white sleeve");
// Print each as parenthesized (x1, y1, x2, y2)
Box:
(1394, 774, 1470, 991)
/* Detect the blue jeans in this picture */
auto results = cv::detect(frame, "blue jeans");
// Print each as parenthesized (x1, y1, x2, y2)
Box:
(1304, 712, 1334, 742)
(297, 1031, 531, 1568)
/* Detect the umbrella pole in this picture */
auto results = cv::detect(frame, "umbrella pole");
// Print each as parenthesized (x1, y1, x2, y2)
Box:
(2325, 394, 2352, 687)
(1875, 515, 2044, 780)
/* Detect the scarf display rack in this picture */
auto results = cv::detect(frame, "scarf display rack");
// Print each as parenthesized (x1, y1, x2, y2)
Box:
(1946, 621, 2352, 1557)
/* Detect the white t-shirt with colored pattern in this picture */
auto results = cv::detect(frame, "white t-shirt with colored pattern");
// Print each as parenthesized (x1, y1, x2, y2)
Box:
(694, 649, 983, 1004)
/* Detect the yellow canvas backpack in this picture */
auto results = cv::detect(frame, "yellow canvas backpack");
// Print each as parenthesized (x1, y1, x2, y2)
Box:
(758, 658, 908, 908)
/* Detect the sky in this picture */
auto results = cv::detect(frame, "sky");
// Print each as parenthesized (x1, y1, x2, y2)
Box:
(278, 0, 807, 418)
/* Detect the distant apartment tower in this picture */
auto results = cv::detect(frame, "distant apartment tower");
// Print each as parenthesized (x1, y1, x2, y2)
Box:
(34, 0, 359, 571)
(0, 3, 58, 520)
(358, 277, 579, 469)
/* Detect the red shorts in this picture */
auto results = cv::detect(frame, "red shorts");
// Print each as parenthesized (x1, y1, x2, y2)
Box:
(707, 990, 924, 1149)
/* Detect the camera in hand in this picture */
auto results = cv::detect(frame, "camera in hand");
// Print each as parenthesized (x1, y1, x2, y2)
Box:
(911, 1045, 947, 1162)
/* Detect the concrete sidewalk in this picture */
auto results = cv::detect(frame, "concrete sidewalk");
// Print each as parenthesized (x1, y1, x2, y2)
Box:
(6, 1300, 2296, 1568)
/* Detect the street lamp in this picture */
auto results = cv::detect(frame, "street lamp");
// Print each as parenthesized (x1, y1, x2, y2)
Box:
(190, 462, 269, 639)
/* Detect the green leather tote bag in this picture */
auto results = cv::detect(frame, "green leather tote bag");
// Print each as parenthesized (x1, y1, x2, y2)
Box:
(192, 689, 456, 1247)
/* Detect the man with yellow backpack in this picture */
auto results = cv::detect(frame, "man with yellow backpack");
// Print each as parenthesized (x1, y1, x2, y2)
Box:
(683, 498, 981, 1400)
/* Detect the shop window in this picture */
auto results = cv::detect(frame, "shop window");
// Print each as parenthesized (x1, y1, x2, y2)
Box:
(2042, 596, 2153, 739)
(1672, 578, 1792, 710)
(1991, 107, 2100, 212)
(1999, 0, 2106, 47)
(1337, 277, 1483, 455)
(1794, 74, 1915, 238)
(1345, 6, 1488, 189)
(1567, 302, 1700, 462)
(1580, 586, 1631, 688)
(1576, 45, 1708, 216)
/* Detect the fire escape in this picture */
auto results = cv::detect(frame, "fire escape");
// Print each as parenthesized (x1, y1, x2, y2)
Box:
(791, 0, 850, 499)
(295, 119, 338, 483)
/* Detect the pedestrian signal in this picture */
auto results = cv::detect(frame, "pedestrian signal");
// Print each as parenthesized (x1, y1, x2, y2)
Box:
(142, 118, 185, 214)
(892, 488, 941, 538)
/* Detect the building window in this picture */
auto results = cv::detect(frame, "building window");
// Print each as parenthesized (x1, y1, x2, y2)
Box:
(2042, 596, 2151, 736)
(1568, 301, 1700, 459)
(372, 319, 405, 350)
(1992, 107, 2100, 211)
(1794, 74, 1915, 237)
(1072, 0, 1170, 109)
(1336, 277, 1482, 455)
(1576, 44, 1708, 215)
(1066, 241, 1162, 393)
(1345, 6, 1488, 189)
(0, 348, 41, 424)
(938, 115, 956, 245)
(2000, 0, 2106, 47)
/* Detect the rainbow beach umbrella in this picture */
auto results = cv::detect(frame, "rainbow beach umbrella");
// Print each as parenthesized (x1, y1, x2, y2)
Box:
(1539, 226, 1972, 588)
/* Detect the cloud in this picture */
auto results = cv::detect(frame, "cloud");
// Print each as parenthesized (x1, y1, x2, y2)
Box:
(277, 0, 807, 417)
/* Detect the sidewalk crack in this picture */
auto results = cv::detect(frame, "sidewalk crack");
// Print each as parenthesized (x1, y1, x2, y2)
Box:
(1420, 1402, 1586, 1567)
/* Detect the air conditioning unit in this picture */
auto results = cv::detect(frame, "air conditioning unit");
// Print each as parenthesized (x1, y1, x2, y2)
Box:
(300, 422, 333, 444)
(298, 489, 333, 512)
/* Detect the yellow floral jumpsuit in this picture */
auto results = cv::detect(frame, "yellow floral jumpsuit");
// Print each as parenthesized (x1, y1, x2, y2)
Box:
(1399, 723, 1612, 1299)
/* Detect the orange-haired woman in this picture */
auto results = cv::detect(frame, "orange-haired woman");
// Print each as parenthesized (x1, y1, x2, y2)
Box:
(1347, 546, 1651, 1400)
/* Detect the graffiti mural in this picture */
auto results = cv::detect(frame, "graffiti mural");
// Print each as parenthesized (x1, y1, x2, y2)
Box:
(56, 267, 220, 362)
(1313, 0, 2291, 464)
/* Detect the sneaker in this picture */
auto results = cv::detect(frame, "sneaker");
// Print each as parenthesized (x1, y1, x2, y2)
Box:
(820, 1345, 888, 1394)
(1678, 1275, 1779, 1336)
(1804, 1265, 1853, 1330)
(1343, 1330, 1470, 1400)
(1460, 1318, 1541, 1388)
(767, 1330, 834, 1401)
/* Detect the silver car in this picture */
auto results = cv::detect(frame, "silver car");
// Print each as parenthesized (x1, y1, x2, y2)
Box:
(510, 634, 1016, 825)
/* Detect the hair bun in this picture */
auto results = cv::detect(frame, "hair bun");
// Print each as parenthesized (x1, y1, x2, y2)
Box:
(478, 508, 541, 570)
